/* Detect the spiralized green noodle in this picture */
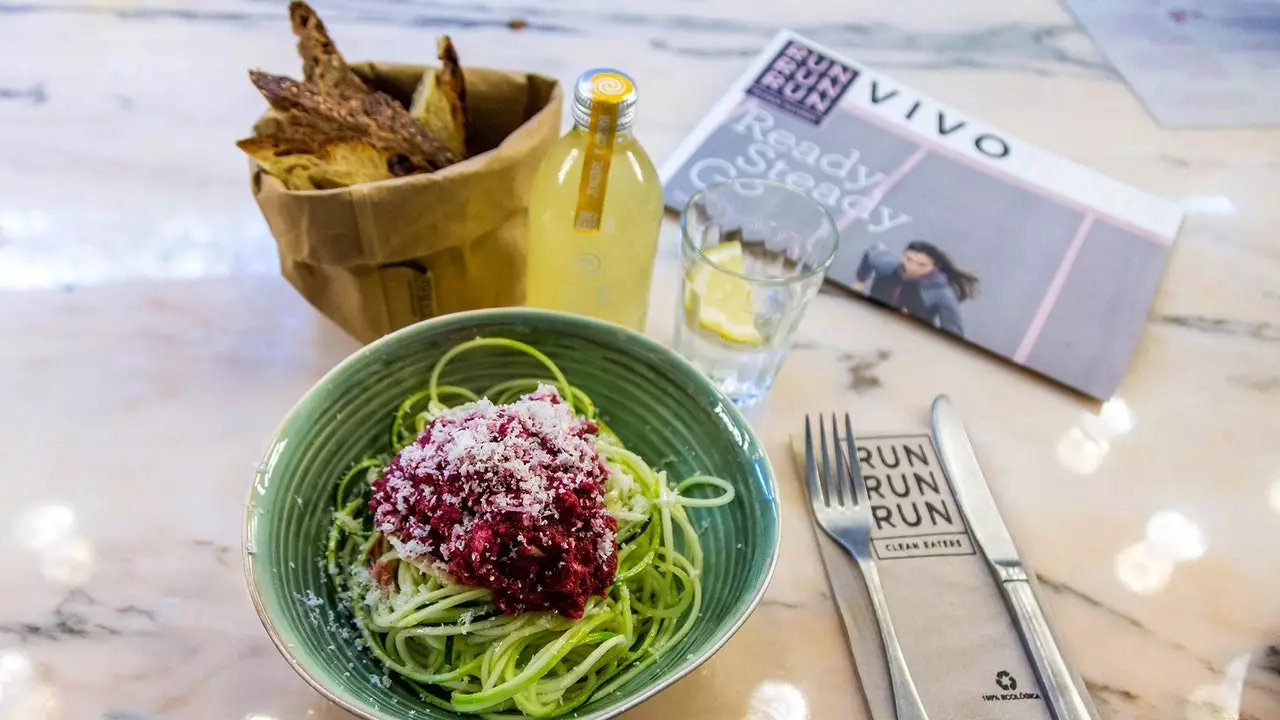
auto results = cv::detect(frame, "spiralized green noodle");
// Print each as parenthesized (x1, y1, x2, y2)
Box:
(327, 338, 734, 718)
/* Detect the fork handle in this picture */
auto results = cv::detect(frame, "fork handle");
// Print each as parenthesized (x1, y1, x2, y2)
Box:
(858, 558, 931, 720)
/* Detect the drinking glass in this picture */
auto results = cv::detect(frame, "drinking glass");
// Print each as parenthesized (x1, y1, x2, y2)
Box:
(676, 179, 839, 406)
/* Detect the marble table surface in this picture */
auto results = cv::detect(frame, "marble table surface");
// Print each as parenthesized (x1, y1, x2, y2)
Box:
(1, 1, 1278, 719)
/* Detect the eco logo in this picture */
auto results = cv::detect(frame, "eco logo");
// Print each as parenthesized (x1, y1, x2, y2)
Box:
(982, 669, 1041, 703)
(995, 671, 1018, 691)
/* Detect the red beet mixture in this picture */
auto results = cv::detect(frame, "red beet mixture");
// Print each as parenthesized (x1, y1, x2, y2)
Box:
(369, 385, 617, 617)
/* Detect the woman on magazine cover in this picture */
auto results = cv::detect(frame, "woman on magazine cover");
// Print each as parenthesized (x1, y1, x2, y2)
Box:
(852, 240, 980, 337)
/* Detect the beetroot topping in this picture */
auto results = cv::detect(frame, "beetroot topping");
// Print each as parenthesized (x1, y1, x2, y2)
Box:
(369, 385, 618, 617)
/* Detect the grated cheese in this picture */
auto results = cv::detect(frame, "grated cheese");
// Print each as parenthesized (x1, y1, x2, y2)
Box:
(366, 385, 619, 616)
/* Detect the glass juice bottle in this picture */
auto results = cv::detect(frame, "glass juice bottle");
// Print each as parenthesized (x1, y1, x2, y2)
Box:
(525, 69, 664, 331)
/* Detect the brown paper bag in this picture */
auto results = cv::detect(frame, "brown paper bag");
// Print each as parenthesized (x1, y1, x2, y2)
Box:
(248, 62, 562, 343)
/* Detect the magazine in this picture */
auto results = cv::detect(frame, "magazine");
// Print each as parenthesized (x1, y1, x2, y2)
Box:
(661, 30, 1185, 399)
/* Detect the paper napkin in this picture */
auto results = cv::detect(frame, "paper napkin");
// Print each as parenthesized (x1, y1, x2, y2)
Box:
(790, 432, 1053, 720)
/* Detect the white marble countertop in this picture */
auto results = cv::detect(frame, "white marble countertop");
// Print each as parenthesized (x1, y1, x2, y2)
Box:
(1, 1, 1278, 719)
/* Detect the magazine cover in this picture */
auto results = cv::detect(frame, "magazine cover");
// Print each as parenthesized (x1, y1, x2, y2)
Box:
(661, 30, 1185, 399)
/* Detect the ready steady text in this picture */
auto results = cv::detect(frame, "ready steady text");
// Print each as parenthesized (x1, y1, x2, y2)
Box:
(686, 105, 913, 235)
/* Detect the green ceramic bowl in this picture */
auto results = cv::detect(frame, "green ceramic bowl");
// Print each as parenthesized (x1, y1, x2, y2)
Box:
(244, 308, 779, 720)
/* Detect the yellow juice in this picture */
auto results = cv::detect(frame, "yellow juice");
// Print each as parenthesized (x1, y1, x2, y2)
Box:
(524, 70, 664, 331)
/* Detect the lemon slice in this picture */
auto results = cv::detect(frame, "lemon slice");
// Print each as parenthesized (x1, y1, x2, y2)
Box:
(689, 241, 763, 344)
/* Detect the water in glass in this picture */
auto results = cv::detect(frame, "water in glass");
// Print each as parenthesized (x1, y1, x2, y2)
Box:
(676, 179, 838, 406)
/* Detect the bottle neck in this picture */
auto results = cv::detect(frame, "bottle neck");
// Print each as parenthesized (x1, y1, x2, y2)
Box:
(571, 120, 634, 139)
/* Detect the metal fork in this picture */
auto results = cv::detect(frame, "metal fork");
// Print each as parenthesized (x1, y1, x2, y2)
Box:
(805, 413, 930, 720)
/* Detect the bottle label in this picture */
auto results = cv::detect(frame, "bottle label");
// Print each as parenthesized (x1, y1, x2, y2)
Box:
(573, 73, 632, 233)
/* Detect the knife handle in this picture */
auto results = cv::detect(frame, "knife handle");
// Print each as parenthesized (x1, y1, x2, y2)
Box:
(1002, 578, 1099, 720)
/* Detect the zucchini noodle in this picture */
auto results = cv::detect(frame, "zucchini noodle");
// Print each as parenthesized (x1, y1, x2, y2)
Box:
(327, 338, 735, 717)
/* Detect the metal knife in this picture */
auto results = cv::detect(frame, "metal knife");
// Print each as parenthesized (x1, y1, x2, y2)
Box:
(930, 395, 1099, 720)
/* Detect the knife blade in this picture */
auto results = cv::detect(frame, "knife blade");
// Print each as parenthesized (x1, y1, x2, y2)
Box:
(930, 395, 1099, 720)
(930, 395, 1021, 569)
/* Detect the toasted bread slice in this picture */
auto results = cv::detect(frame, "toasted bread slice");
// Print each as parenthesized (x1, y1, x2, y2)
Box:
(409, 69, 465, 159)
(289, 1, 368, 96)
(238, 135, 402, 190)
(249, 70, 459, 172)
(409, 36, 467, 158)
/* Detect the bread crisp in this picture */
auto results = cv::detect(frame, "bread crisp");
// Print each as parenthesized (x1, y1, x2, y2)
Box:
(238, 135, 402, 190)
(249, 70, 458, 173)
(289, 1, 368, 96)
(238, 3, 467, 190)
(409, 36, 468, 158)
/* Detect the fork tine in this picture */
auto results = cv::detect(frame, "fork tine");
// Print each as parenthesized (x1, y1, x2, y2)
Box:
(830, 413, 846, 506)
(844, 413, 870, 508)
(803, 415, 824, 506)
(818, 414, 832, 507)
